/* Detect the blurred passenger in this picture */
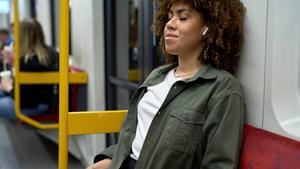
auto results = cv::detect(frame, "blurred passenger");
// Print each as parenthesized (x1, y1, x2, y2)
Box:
(0, 28, 14, 71)
(88, 0, 246, 169)
(0, 18, 58, 119)
(9, 23, 14, 38)
(0, 28, 13, 49)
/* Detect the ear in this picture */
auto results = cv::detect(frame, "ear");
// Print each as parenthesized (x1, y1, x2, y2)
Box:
(202, 26, 208, 35)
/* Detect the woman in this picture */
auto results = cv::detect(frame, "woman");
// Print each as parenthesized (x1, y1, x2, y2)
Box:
(0, 18, 58, 119)
(89, 0, 245, 168)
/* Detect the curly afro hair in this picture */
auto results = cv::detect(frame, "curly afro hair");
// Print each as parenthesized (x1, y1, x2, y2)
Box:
(153, 0, 246, 74)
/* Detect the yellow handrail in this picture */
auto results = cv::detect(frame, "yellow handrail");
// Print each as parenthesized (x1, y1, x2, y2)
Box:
(19, 72, 88, 84)
(13, 0, 88, 130)
(13, 0, 58, 129)
(13, 1, 127, 168)
(68, 110, 127, 135)
(58, 1, 129, 168)
(13, 0, 21, 125)
(59, 0, 70, 168)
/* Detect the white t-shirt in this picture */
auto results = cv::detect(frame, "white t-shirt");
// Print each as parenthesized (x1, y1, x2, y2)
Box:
(130, 68, 180, 160)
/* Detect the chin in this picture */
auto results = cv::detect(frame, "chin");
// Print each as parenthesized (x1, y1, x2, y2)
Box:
(165, 47, 178, 55)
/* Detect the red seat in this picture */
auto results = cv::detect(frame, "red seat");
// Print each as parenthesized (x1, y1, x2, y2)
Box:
(239, 125, 300, 169)
(29, 113, 59, 122)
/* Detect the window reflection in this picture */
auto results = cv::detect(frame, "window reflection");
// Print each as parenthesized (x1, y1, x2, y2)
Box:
(116, 0, 139, 82)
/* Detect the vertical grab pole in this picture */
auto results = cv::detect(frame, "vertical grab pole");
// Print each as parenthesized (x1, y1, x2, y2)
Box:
(59, 0, 69, 169)
(13, 0, 21, 120)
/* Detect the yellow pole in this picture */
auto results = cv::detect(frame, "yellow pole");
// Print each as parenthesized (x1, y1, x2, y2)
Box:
(59, 0, 69, 168)
(13, 0, 21, 118)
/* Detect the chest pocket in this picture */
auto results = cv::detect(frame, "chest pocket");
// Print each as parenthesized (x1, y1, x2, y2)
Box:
(161, 108, 206, 153)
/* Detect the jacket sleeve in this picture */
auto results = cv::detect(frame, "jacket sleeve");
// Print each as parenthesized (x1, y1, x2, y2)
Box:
(93, 145, 116, 163)
(200, 93, 245, 169)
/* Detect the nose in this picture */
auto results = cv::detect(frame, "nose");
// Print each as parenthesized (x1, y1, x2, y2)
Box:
(165, 17, 176, 30)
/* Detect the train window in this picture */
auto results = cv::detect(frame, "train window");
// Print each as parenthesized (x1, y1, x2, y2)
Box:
(0, 0, 10, 28)
(263, 0, 300, 139)
(105, 0, 158, 109)
(112, 0, 138, 83)
(0, 0, 10, 14)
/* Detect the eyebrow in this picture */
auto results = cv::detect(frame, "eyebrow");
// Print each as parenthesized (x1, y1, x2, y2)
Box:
(169, 8, 192, 15)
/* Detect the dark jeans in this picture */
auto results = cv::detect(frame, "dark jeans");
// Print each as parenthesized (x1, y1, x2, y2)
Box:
(0, 91, 49, 119)
(120, 156, 137, 169)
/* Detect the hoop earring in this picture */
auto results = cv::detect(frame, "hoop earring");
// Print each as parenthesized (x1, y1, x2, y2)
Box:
(204, 50, 208, 60)
(204, 46, 209, 60)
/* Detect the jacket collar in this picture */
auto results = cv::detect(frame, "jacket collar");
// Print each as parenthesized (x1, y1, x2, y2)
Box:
(185, 64, 217, 82)
(141, 63, 217, 87)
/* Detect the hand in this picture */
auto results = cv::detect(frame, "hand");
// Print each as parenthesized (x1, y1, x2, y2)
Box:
(1, 46, 14, 65)
(86, 159, 112, 169)
(0, 76, 13, 92)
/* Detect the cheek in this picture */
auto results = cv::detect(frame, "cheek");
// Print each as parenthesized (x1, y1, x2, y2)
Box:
(181, 21, 203, 39)
(182, 28, 202, 44)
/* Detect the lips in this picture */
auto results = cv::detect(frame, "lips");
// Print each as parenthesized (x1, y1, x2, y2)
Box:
(165, 32, 178, 39)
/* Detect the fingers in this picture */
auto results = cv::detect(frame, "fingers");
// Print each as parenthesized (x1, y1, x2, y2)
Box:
(86, 159, 112, 169)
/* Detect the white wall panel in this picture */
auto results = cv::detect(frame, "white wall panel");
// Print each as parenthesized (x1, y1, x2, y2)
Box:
(237, 0, 268, 128)
(18, 0, 30, 20)
(36, 0, 52, 45)
(71, 0, 106, 166)
(0, 14, 9, 28)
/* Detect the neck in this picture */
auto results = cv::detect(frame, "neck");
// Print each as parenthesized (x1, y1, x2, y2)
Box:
(176, 42, 204, 70)
(176, 53, 203, 75)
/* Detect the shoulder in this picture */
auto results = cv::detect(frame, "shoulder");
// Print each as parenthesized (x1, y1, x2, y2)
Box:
(45, 46, 59, 69)
(46, 46, 59, 57)
(210, 67, 244, 99)
(205, 68, 246, 118)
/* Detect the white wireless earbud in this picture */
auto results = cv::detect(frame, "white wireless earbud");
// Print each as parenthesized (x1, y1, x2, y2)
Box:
(202, 26, 208, 35)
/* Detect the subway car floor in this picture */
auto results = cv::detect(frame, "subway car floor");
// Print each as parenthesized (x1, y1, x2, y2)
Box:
(0, 118, 84, 169)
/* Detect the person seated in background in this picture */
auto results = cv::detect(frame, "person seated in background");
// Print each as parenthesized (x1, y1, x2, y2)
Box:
(0, 18, 59, 120)
(0, 28, 14, 71)
(0, 28, 13, 49)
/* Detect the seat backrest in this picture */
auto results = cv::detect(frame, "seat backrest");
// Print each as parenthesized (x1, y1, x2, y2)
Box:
(239, 125, 300, 169)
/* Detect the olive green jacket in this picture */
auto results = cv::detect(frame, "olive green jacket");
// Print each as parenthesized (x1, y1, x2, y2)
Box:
(96, 64, 245, 169)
